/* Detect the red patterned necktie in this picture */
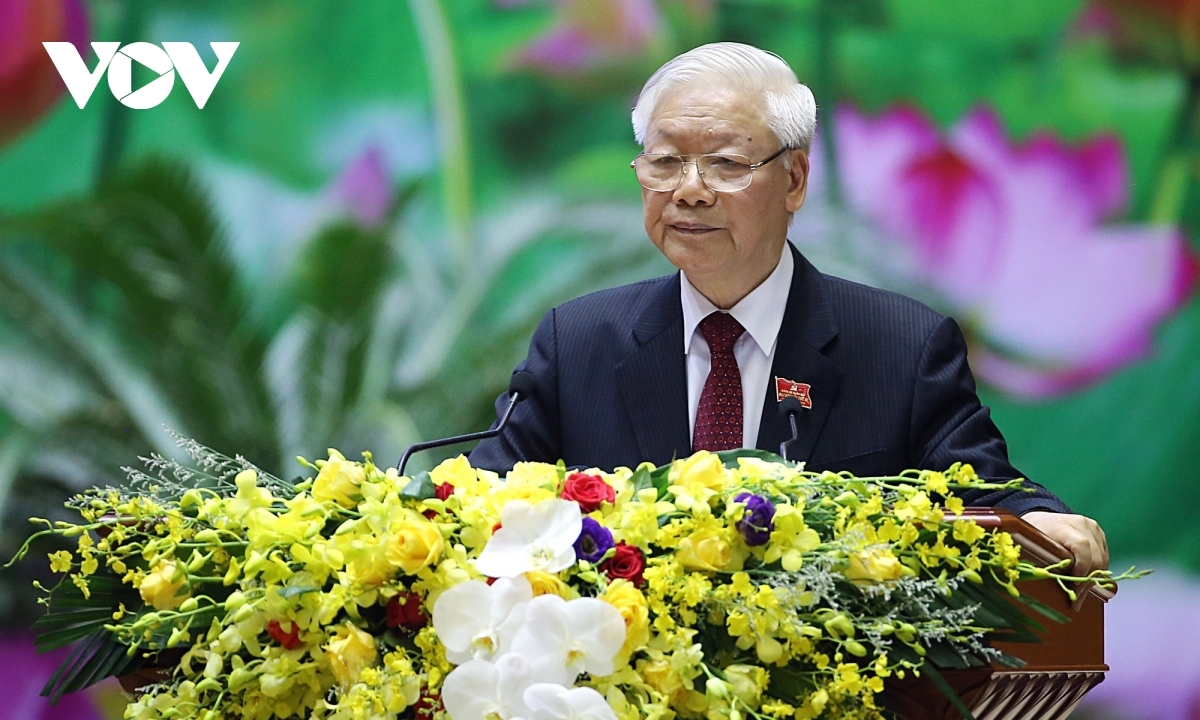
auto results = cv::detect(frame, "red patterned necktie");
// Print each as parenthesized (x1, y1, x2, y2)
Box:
(693, 312, 747, 452)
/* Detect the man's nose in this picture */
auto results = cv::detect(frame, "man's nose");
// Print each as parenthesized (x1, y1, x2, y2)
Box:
(672, 161, 714, 206)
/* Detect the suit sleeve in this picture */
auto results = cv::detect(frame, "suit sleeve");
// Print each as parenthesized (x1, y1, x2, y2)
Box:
(468, 309, 564, 473)
(910, 316, 1071, 515)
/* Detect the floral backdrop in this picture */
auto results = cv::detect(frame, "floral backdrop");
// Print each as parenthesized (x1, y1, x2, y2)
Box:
(0, 0, 1198, 718)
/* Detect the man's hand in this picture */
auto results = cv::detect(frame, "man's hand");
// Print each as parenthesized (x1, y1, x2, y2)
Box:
(1021, 511, 1109, 577)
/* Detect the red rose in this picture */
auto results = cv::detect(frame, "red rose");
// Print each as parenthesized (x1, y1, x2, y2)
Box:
(386, 590, 428, 631)
(267, 619, 302, 650)
(601, 542, 646, 587)
(561, 472, 615, 512)
(435, 483, 454, 501)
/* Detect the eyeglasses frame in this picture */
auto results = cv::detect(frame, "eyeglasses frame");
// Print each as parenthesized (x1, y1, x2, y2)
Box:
(630, 146, 792, 193)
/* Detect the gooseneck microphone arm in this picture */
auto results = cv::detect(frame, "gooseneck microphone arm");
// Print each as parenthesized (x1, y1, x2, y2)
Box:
(778, 396, 804, 462)
(396, 371, 535, 476)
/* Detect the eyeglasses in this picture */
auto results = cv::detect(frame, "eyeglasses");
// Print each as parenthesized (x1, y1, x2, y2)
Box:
(630, 147, 790, 193)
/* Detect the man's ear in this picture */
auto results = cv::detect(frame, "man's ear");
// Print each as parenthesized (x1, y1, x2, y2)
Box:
(785, 149, 810, 213)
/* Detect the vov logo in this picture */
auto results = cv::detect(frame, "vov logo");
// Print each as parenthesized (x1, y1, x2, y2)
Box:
(43, 42, 239, 110)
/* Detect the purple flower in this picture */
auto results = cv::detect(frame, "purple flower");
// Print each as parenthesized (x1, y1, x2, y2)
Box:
(735, 493, 775, 547)
(573, 516, 614, 563)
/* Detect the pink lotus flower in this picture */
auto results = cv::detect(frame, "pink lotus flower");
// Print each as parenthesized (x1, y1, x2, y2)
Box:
(815, 105, 1198, 398)
(329, 145, 393, 229)
(511, 0, 663, 74)
(0, 0, 88, 146)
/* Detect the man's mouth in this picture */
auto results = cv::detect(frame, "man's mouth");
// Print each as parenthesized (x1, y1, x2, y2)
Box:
(669, 222, 719, 235)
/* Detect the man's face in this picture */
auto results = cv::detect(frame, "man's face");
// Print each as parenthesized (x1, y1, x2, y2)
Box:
(641, 84, 809, 305)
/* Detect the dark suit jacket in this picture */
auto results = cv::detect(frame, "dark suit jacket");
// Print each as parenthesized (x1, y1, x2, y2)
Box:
(471, 244, 1069, 515)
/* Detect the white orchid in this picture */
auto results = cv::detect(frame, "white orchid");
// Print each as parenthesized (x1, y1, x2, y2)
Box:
(475, 499, 582, 578)
(524, 684, 618, 720)
(433, 576, 533, 664)
(511, 594, 626, 686)
(442, 654, 535, 720)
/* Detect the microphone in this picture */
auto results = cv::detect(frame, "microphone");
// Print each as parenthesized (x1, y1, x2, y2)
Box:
(777, 396, 804, 461)
(396, 371, 535, 475)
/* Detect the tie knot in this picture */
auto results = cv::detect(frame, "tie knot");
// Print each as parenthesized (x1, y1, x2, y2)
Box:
(699, 312, 745, 354)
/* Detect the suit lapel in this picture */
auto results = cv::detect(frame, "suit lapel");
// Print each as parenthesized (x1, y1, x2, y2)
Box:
(756, 246, 844, 462)
(615, 275, 692, 465)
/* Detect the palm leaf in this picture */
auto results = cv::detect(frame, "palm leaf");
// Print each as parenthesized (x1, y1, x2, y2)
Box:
(1011, 590, 1072, 624)
(41, 629, 141, 704)
(33, 607, 114, 629)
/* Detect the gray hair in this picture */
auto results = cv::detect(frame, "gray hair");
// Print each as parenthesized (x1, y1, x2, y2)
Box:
(631, 42, 817, 153)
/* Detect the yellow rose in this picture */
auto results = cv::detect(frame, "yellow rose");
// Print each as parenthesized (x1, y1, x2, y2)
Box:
(325, 622, 377, 685)
(637, 658, 686, 705)
(139, 559, 188, 611)
(671, 452, 728, 492)
(430, 455, 475, 489)
(345, 540, 395, 587)
(507, 461, 560, 488)
(677, 527, 741, 572)
(489, 483, 554, 508)
(385, 510, 444, 574)
(844, 548, 903, 586)
(313, 450, 365, 508)
(601, 579, 650, 661)
(490, 461, 557, 508)
(525, 571, 575, 599)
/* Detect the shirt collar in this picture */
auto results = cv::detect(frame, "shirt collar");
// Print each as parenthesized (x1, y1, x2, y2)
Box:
(681, 243, 794, 356)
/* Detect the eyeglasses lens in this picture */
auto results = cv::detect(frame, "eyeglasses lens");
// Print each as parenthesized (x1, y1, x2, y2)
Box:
(632, 155, 753, 192)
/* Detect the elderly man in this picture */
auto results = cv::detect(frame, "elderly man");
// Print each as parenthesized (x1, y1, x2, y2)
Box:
(470, 42, 1107, 575)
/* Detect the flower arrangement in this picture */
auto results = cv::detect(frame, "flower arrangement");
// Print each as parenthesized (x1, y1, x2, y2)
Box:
(9, 440, 1132, 720)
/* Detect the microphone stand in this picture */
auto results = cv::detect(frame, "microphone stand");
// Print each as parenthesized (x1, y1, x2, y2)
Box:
(778, 397, 804, 462)
(396, 372, 534, 475)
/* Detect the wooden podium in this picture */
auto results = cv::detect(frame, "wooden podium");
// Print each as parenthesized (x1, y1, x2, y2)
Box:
(882, 508, 1113, 720)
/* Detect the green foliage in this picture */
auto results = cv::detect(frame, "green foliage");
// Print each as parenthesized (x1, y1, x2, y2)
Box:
(0, 151, 664, 626)
(0, 0, 1197, 634)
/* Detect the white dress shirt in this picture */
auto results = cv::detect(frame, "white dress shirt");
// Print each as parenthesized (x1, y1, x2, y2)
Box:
(681, 244, 794, 449)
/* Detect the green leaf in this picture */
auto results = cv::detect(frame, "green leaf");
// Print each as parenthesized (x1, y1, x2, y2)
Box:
(36, 594, 110, 609)
(986, 628, 1043, 644)
(715, 448, 787, 468)
(921, 662, 978, 720)
(649, 465, 672, 500)
(87, 640, 128, 689)
(400, 471, 436, 500)
(33, 608, 114, 629)
(765, 664, 817, 703)
(958, 581, 1046, 635)
(967, 603, 1010, 630)
(42, 628, 107, 702)
(926, 641, 971, 669)
(292, 224, 392, 321)
(630, 465, 653, 494)
(1011, 591, 1071, 625)
(991, 651, 1027, 669)
(35, 621, 114, 652)
(63, 636, 115, 695)
(889, 643, 922, 665)
(52, 574, 124, 595)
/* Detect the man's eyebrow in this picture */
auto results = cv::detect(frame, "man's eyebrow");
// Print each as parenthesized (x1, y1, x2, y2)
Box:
(654, 127, 742, 141)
